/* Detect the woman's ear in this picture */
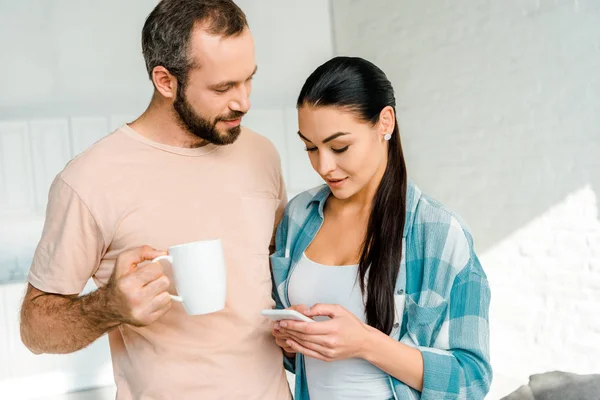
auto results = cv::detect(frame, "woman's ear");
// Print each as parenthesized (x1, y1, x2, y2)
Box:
(378, 106, 396, 139)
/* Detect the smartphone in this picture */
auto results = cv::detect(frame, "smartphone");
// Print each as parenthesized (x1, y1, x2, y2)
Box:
(260, 309, 314, 323)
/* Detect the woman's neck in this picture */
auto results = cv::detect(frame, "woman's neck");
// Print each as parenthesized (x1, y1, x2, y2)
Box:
(327, 159, 387, 218)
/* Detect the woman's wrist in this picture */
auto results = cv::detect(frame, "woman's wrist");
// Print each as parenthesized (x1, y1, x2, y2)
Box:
(358, 324, 383, 361)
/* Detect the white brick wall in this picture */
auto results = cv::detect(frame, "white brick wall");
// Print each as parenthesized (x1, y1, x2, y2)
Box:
(332, 0, 600, 398)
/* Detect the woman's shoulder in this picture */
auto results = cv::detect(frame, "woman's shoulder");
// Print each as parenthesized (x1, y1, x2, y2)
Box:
(415, 193, 473, 236)
(407, 185, 488, 303)
(283, 184, 329, 219)
(410, 186, 483, 276)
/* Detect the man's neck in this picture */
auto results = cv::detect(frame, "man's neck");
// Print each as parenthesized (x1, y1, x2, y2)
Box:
(129, 96, 207, 149)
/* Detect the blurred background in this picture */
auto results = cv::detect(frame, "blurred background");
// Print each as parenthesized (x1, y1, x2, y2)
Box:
(0, 0, 598, 399)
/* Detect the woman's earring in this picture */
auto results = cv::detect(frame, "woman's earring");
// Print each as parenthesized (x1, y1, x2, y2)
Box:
(384, 132, 392, 141)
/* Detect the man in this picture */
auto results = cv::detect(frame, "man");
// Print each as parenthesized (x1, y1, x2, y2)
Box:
(19, 1, 290, 399)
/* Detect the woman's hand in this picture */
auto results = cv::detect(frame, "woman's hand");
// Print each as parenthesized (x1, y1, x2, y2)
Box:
(272, 304, 310, 357)
(278, 304, 372, 362)
(282, 303, 426, 392)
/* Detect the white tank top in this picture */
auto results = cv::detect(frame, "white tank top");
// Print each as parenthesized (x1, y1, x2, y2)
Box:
(288, 253, 393, 400)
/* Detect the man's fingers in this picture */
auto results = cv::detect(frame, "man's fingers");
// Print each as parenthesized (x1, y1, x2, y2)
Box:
(133, 246, 167, 264)
(136, 262, 165, 285)
(142, 275, 171, 297)
(125, 246, 167, 266)
(150, 291, 172, 313)
(114, 246, 167, 277)
(148, 304, 171, 323)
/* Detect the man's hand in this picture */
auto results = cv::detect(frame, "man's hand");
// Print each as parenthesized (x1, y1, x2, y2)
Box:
(20, 245, 173, 355)
(105, 246, 172, 326)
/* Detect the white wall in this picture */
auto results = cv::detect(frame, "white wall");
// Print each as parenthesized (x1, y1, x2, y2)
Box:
(0, 1, 332, 398)
(9, 1, 599, 399)
(332, 0, 600, 398)
(0, 0, 333, 116)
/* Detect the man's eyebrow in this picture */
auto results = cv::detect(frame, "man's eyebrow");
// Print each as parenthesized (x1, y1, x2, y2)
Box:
(208, 66, 258, 89)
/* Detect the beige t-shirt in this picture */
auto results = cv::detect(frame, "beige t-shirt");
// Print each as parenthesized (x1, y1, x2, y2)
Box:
(28, 124, 291, 400)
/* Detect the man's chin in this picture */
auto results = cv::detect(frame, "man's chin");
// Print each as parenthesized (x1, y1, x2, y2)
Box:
(212, 126, 241, 146)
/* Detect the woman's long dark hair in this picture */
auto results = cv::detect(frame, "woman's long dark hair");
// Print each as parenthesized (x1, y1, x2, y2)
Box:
(297, 56, 407, 335)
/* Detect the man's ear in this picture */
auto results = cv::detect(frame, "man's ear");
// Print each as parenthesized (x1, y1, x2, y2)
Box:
(152, 66, 178, 99)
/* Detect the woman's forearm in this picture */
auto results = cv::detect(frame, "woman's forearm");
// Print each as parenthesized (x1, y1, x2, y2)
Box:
(359, 326, 424, 392)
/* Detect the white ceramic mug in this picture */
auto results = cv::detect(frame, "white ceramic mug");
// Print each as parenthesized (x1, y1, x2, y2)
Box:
(152, 239, 226, 315)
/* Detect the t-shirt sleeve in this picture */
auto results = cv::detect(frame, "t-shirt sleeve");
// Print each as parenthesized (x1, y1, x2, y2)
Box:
(28, 176, 106, 295)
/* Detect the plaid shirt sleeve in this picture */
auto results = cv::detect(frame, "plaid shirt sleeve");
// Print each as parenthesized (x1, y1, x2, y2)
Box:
(404, 203, 492, 400)
(418, 255, 492, 399)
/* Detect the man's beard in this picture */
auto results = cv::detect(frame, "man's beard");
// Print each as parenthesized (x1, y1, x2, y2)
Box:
(173, 84, 244, 146)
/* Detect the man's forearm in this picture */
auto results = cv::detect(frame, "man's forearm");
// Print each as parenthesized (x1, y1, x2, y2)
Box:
(21, 286, 121, 354)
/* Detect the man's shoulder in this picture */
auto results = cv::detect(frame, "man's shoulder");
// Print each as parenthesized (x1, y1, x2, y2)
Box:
(58, 126, 132, 192)
(239, 125, 280, 160)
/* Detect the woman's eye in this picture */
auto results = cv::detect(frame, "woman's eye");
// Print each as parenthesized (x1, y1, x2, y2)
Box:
(304, 147, 318, 152)
(332, 146, 349, 154)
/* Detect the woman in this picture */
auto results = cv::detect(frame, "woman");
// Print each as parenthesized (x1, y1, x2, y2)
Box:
(269, 56, 492, 400)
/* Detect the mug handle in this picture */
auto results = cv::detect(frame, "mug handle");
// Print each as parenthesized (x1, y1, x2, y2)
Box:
(151, 255, 184, 303)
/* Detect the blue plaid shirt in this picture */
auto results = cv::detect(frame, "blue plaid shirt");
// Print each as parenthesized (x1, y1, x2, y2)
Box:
(270, 180, 492, 400)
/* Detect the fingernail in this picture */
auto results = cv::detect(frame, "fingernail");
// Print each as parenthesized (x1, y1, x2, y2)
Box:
(280, 321, 287, 328)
